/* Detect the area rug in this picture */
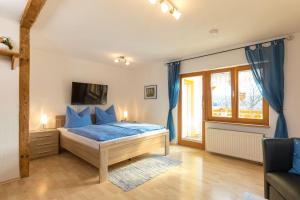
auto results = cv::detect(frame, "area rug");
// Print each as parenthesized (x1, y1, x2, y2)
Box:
(108, 156, 181, 191)
(243, 192, 266, 200)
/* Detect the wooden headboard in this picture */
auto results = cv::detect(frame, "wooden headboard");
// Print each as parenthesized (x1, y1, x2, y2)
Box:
(55, 114, 97, 128)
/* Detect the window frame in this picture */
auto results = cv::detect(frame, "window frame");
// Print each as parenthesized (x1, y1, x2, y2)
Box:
(206, 65, 269, 126)
(206, 68, 236, 123)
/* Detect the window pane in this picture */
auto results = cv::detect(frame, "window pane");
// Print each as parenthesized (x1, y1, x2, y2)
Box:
(181, 76, 203, 143)
(211, 72, 232, 117)
(238, 70, 263, 119)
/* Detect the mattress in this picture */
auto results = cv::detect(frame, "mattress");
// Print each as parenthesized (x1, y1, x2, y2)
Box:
(58, 127, 168, 150)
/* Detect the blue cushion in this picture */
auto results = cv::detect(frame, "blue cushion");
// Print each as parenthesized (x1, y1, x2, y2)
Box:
(64, 106, 92, 128)
(95, 105, 117, 125)
(289, 139, 300, 175)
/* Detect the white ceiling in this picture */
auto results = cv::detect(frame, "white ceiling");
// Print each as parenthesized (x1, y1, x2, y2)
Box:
(0, 0, 26, 21)
(5, 0, 300, 67)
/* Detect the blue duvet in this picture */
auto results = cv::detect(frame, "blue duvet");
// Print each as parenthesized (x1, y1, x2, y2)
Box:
(68, 122, 164, 141)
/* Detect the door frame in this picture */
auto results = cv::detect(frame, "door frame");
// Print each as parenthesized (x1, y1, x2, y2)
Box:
(178, 72, 207, 149)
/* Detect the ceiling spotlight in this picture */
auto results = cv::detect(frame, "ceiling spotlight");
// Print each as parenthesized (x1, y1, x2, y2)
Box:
(171, 9, 181, 20)
(209, 28, 219, 35)
(149, 0, 157, 4)
(114, 56, 131, 66)
(148, 0, 182, 20)
(160, 1, 170, 13)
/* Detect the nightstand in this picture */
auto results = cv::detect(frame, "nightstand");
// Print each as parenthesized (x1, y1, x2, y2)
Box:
(29, 129, 59, 159)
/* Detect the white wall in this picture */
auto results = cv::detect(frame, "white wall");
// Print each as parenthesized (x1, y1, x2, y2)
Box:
(29, 32, 300, 137)
(132, 63, 169, 125)
(284, 33, 300, 138)
(0, 17, 20, 182)
(133, 32, 300, 141)
(30, 49, 137, 130)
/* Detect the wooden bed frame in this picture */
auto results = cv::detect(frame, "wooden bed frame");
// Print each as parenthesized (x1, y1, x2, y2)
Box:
(56, 115, 170, 183)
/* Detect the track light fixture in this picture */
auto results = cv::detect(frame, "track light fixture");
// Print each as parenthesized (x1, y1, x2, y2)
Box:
(149, 0, 157, 4)
(171, 8, 181, 20)
(160, 1, 170, 13)
(114, 56, 130, 66)
(148, 0, 182, 20)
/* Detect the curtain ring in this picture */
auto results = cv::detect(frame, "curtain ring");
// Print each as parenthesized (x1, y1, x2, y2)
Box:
(262, 42, 272, 48)
(249, 45, 257, 50)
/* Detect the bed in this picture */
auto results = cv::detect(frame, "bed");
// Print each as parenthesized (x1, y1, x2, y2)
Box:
(56, 115, 170, 183)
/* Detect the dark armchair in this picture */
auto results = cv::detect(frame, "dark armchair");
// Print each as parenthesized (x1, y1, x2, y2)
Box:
(263, 138, 300, 200)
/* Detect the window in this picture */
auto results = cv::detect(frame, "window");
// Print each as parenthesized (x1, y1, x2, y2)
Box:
(238, 69, 263, 119)
(211, 71, 232, 118)
(207, 66, 269, 125)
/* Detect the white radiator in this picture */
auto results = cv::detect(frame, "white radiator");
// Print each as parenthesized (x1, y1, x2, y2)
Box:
(206, 128, 264, 162)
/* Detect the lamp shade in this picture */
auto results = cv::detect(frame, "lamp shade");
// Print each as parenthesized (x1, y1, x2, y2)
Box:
(40, 114, 48, 125)
(123, 111, 128, 119)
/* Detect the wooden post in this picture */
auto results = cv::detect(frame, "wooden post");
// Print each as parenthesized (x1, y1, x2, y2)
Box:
(19, 0, 47, 178)
(19, 27, 30, 177)
(165, 132, 170, 156)
(99, 147, 108, 183)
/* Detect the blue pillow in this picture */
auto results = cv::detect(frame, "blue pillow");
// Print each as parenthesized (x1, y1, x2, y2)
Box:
(289, 139, 300, 175)
(64, 106, 92, 128)
(95, 105, 117, 125)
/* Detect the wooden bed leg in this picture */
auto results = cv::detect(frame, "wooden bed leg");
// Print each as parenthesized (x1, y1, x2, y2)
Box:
(99, 148, 108, 183)
(165, 132, 170, 156)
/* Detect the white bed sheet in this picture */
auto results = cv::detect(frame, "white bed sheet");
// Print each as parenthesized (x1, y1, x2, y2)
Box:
(58, 127, 168, 150)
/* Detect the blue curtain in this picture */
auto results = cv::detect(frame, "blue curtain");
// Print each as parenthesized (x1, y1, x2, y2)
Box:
(245, 39, 288, 138)
(167, 61, 181, 141)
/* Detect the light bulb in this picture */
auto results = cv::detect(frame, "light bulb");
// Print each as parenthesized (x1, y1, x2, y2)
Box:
(160, 2, 169, 13)
(149, 0, 157, 4)
(125, 61, 130, 66)
(172, 10, 181, 20)
(114, 58, 119, 63)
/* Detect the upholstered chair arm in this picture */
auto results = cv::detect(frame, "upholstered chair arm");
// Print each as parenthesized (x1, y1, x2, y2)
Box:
(263, 138, 293, 173)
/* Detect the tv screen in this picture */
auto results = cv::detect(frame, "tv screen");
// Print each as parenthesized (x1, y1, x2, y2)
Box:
(71, 82, 108, 105)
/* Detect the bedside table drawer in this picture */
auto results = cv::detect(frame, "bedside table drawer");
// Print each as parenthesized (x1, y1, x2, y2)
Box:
(30, 134, 58, 143)
(30, 132, 58, 141)
(30, 142, 58, 151)
(30, 144, 58, 159)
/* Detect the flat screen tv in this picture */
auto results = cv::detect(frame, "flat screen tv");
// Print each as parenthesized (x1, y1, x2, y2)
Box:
(71, 82, 108, 105)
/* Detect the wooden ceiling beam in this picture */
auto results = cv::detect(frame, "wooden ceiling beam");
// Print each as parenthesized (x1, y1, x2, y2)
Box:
(20, 0, 47, 29)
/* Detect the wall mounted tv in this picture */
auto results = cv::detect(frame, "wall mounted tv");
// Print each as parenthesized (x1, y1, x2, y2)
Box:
(71, 82, 108, 105)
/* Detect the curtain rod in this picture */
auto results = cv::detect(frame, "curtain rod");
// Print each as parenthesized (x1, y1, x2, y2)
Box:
(166, 35, 293, 65)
